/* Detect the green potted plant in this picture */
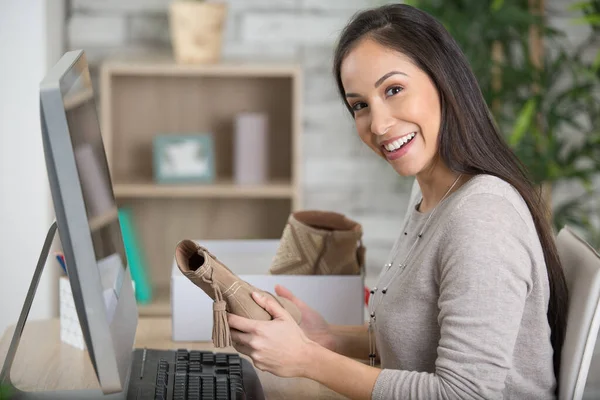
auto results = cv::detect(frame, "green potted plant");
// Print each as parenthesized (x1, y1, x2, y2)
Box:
(0, 383, 14, 400)
(168, 0, 228, 64)
(403, 0, 600, 247)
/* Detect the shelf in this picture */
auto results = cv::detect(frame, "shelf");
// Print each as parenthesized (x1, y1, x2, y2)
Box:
(137, 284, 170, 317)
(103, 56, 301, 78)
(113, 179, 296, 199)
(100, 59, 302, 308)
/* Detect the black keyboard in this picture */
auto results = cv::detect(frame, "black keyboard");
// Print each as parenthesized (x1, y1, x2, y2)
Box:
(126, 348, 265, 400)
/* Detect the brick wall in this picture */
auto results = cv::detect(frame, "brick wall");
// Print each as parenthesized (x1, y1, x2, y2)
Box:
(66, 0, 411, 278)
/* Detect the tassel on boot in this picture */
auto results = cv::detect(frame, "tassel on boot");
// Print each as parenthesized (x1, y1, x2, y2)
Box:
(211, 284, 231, 348)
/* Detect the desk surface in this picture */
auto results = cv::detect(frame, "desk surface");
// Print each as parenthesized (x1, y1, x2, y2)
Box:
(0, 318, 346, 399)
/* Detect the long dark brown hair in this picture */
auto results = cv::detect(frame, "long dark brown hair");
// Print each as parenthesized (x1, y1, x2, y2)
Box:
(333, 3, 568, 388)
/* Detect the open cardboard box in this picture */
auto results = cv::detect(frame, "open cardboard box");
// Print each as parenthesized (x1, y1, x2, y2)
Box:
(171, 239, 365, 341)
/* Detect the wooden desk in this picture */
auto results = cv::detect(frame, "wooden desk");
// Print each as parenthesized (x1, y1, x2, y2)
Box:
(0, 318, 347, 399)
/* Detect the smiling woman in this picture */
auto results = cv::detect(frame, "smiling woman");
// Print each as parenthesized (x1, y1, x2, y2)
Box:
(226, 4, 569, 400)
(340, 44, 442, 178)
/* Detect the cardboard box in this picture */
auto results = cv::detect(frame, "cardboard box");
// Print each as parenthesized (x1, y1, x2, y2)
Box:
(171, 239, 365, 342)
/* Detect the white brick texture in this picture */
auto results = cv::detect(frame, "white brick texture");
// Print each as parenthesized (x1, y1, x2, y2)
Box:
(303, 101, 352, 131)
(303, 188, 360, 213)
(304, 157, 363, 189)
(129, 14, 171, 46)
(302, 131, 361, 158)
(72, 0, 298, 13)
(301, 0, 375, 11)
(241, 13, 349, 44)
(354, 185, 413, 214)
(301, 45, 336, 71)
(72, 0, 172, 13)
(222, 42, 299, 62)
(76, 46, 169, 67)
(304, 155, 396, 189)
(303, 172, 412, 216)
(222, 0, 298, 9)
(304, 72, 340, 103)
(68, 15, 127, 48)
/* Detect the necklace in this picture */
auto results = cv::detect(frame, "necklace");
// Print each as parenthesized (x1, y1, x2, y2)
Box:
(367, 174, 463, 367)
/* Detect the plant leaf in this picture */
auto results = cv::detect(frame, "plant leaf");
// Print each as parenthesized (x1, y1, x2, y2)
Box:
(491, 0, 504, 12)
(509, 98, 537, 147)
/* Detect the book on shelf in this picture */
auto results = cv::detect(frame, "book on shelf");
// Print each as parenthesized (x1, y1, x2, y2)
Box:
(118, 207, 153, 305)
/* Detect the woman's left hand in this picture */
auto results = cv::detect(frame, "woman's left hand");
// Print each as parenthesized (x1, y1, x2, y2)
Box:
(227, 291, 315, 378)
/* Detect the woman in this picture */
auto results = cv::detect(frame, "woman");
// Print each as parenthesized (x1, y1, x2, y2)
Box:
(227, 4, 568, 399)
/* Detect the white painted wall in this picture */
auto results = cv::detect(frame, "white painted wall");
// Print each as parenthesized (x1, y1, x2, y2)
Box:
(0, 0, 64, 337)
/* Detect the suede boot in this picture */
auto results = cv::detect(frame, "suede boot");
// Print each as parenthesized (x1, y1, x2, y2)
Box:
(269, 210, 366, 275)
(175, 239, 302, 348)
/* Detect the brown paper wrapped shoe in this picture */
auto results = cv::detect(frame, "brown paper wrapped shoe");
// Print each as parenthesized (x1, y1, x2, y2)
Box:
(269, 210, 366, 275)
(175, 239, 302, 348)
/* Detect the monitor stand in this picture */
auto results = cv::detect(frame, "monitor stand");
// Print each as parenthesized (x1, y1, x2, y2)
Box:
(0, 221, 126, 399)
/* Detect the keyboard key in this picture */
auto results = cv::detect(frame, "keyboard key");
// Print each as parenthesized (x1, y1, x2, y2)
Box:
(154, 384, 167, 400)
(189, 361, 202, 374)
(202, 375, 215, 399)
(216, 374, 229, 400)
(176, 349, 189, 360)
(188, 375, 202, 400)
(215, 353, 228, 366)
(202, 352, 215, 365)
(176, 360, 189, 375)
(174, 390, 186, 400)
(189, 350, 203, 363)
(174, 374, 187, 395)
(228, 365, 242, 377)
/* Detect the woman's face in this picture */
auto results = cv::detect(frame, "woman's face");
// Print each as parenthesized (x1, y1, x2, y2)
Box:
(340, 38, 442, 177)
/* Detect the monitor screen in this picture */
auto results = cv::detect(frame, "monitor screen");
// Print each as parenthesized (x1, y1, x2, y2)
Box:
(61, 60, 126, 323)
(40, 49, 137, 393)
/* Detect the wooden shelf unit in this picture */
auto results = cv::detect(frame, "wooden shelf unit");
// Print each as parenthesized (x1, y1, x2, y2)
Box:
(100, 58, 303, 316)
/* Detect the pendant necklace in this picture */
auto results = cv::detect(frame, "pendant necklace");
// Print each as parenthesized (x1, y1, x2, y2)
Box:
(367, 174, 463, 367)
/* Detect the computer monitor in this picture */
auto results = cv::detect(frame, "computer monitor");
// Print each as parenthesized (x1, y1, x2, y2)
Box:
(40, 49, 137, 394)
(0, 49, 264, 400)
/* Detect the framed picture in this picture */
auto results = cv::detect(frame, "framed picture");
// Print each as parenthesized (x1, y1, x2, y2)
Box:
(153, 134, 215, 183)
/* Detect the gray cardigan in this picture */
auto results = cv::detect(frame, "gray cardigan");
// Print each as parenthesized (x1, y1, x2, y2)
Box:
(371, 174, 556, 399)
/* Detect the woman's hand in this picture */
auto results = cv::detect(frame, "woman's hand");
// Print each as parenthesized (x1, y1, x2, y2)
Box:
(228, 291, 316, 378)
(274, 284, 337, 352)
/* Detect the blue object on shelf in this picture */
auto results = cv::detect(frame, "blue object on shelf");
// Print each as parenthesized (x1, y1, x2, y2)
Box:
(118, 207, 153, 304)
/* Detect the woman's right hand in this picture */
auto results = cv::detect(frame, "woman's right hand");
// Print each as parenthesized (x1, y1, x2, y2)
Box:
(275, 284, 337, 352)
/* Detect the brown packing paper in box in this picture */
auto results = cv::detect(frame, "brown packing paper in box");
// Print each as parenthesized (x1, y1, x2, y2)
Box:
(269, 210, 366, 276)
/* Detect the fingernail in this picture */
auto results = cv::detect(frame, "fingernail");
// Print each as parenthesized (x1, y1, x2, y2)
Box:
(253, 292, 262, 299)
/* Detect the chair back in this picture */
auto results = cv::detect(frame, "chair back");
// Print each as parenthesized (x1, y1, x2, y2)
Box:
(557, 226, 600, 400)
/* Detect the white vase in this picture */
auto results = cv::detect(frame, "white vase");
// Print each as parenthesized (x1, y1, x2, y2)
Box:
(234, 113, 269, 185)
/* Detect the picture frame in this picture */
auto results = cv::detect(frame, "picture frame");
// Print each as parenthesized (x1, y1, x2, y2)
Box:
(153, 134, 215, 184)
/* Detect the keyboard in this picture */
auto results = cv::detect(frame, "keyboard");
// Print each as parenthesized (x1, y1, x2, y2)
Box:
(126, 348, 265, 400)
